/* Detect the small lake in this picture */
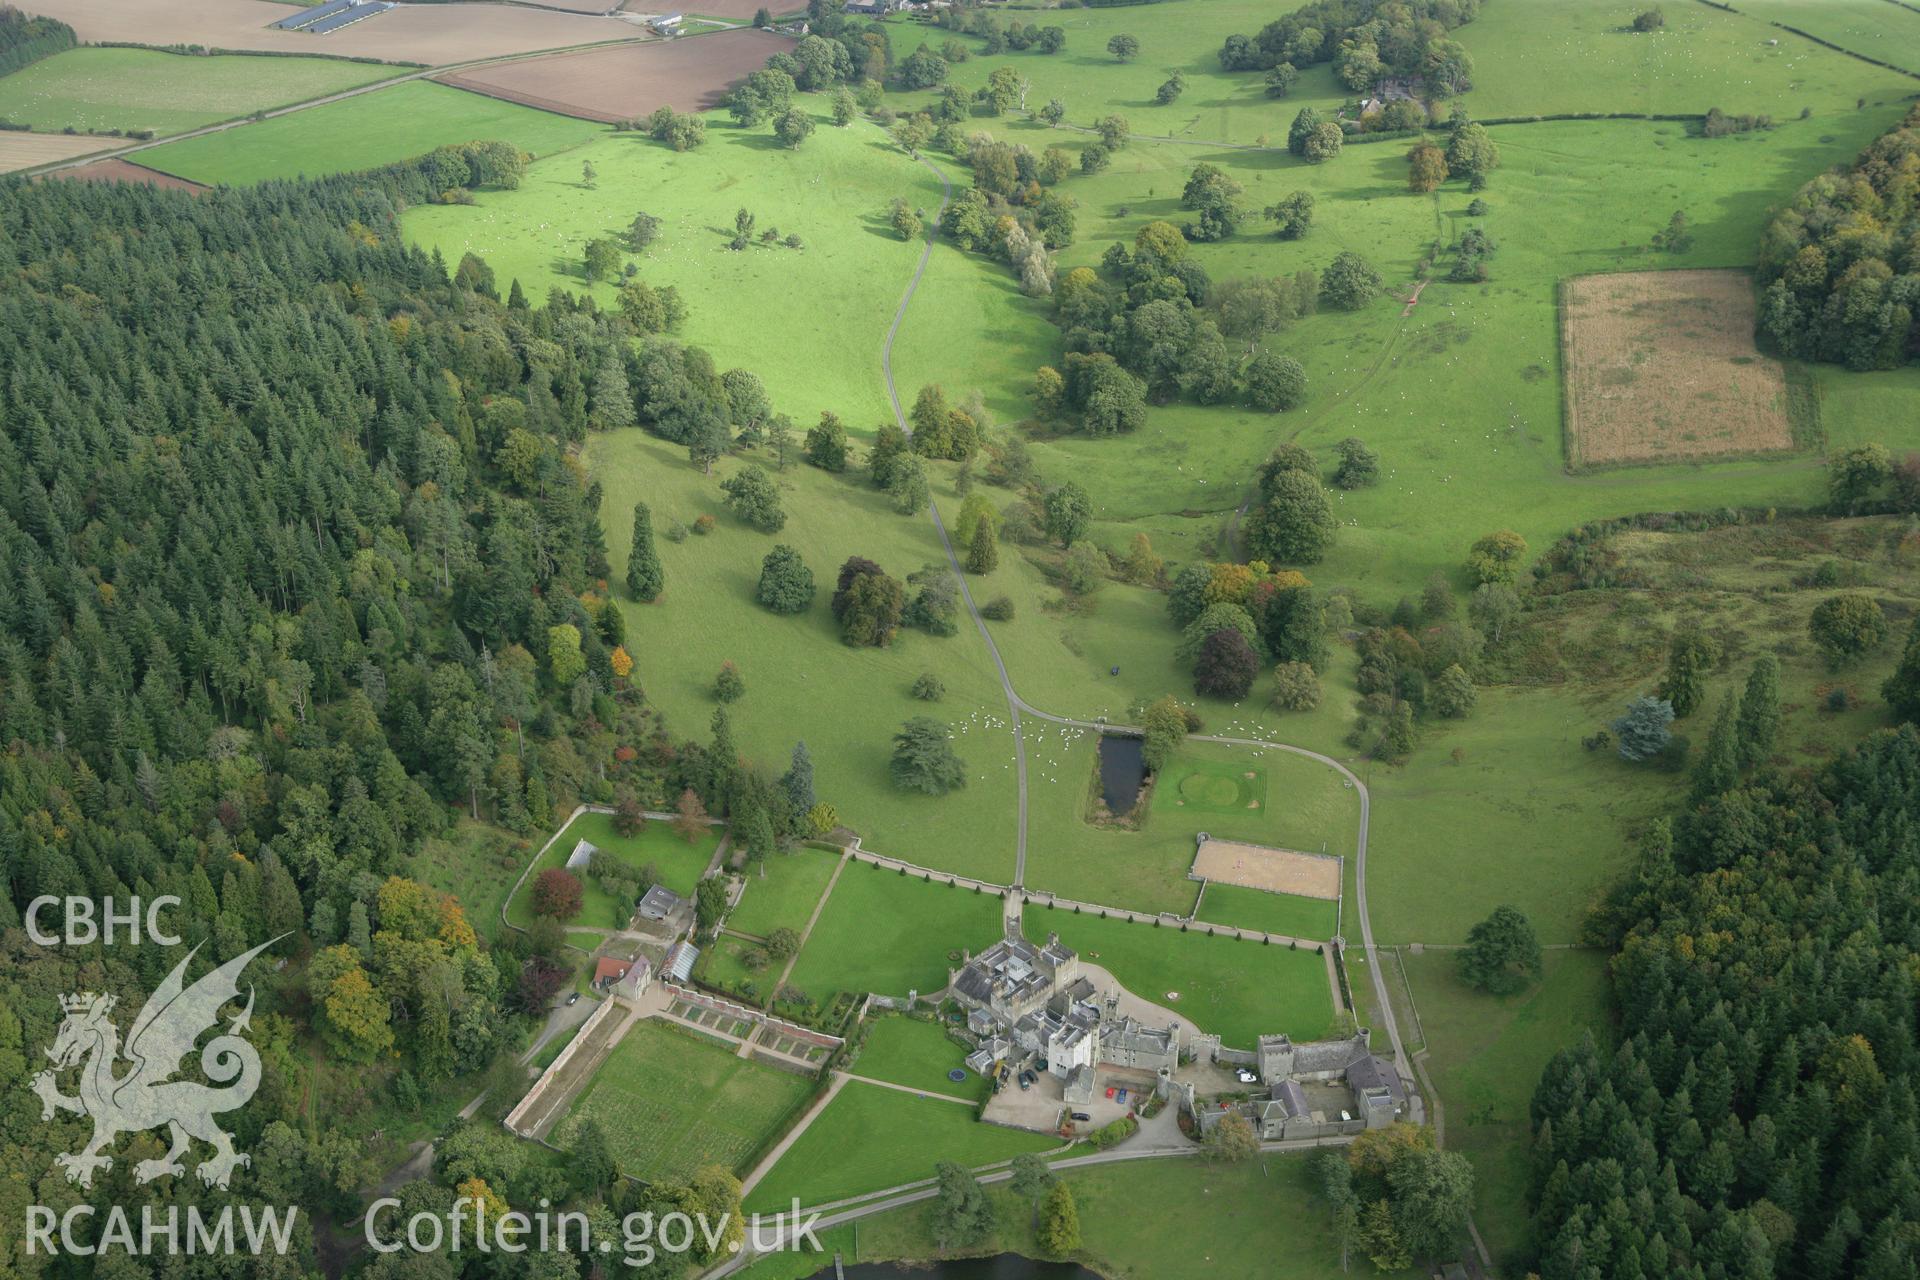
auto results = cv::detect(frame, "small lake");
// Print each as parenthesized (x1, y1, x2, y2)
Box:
(811, 1256, 1103, 1280)
(1096, 734, 1147, 815)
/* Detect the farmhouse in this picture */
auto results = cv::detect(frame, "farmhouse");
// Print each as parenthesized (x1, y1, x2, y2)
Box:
(592, 954, 654, 1002)
(1192, 1029, 1407, 1141)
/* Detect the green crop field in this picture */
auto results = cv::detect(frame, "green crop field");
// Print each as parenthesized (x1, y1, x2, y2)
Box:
(552, 1020, 813, 1183)
(741, 1078, 1055, 1214)
(851, 1014, 984, 1101)
(505, 810, 721, 931)
(728, 847, 842, 938)
(1037, 909, 1337, 1046)
(784, 860, 1006, 1003)
(589, 431, 1024, 882)
(140, 81, 602, 184)
(0, 48, 399, 137)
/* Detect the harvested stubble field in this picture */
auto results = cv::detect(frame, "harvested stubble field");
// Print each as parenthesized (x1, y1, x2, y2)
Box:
(1190, 839, 1342, 901)
(1562, 269, 1796, 468)
(0, 131, 109, 173)
(435, 28, 794, 122)
(27, 0, 642, 64)
(55, 157, 207, 190)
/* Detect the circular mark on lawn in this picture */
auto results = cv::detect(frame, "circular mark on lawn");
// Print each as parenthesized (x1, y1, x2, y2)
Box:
(948, 1069, 968, 1083)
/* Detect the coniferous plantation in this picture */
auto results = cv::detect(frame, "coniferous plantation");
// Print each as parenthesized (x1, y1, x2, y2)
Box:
(0, 164, 752, 1278)
(1528, 727, 1920, 1279)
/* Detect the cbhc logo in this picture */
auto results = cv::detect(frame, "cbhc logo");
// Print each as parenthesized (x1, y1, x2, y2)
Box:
(26, 896, 183, 947)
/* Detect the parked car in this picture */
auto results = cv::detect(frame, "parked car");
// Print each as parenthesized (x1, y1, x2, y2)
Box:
(1070, 1111, 1092, 1122)
(1235, 1068, 1258, 1084)
(1116, 1088, 1129, 1103)
(565, 992, 580, 1006)
(1018, 1074, 1032, 1091)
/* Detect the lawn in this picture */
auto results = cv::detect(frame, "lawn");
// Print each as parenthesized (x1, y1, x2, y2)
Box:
(406, 106, 945, 432)
(0, 48, 398, 136)
(1197, 882, 1340, 942)
(586, 431, 1024, 883)
(728, 847, 841, 939)
(751, 1151, 1409, 1279)
(505, 810, 722, 931)
(551, 1019, 814, 1184)
(1398, 947, 1611, 1272)
(1033, 909, 1337, 1046)
(851, 1015, 983, 1102)
(140, 81, 602, 184)
(741, 1079, 1055, 1214)
(783, 860, 1006, 1004)
(1024, 736, 1360, 918)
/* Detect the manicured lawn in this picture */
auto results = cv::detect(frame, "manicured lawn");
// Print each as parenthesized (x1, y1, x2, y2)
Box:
(586, 431, 1024, 883)
(742, 1079, 1054, 1214)
(784, 861, 1006, 1004)
(1197, 883, 1340, 942)
(1399, 947, 1611, 1272)
(1034, 910, 1336, 1046)
(728, 848, 841, 939)
(141, 81, 601, 184)
(506, 810, 721, 931)
(552, 1020, 814, 1184)
(851, 1015, 983, 1102)
(0, 48, 398, 136)
(1024, 737, 1360, 918)
(406, 108, 944, 431)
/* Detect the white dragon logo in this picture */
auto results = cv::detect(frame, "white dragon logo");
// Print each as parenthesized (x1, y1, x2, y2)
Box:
(30, 937, 282, 1190)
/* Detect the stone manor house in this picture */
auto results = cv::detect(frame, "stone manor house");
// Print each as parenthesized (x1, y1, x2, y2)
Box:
(949, 932, 1180, 1103)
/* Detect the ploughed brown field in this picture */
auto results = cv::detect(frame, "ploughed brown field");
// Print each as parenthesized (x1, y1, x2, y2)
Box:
(27, 0, 643, 65)
(0, 131, 111, 173)
(435, 28, 795, 122)
(53, 157, 209, 191)
(1561, 269, 1795, 469)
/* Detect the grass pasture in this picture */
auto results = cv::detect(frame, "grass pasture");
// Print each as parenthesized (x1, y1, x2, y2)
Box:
(505, 810, 721, 931)
(760, 1146, 1387, 1280)
(741, 1079, 1055, 1214)
(783, 861, 1006, 1004)
(1025, 737, 1361, 918)
(0, 47, 397, 137)
(587, 431, 1023, 883)
(552, 1019, 813, 1183)
(407, 110, 940, 430)
(1562, 269, 1796, 468)
(1034, 909, 1337, 1046)
(1454, 0, 1920, 118)
(140, 81, 602, 185)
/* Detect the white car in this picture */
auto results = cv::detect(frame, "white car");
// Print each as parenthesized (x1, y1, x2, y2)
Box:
(1234, 1068, 1258, 1084)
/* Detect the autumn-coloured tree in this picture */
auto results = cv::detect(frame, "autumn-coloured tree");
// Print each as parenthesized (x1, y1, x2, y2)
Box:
(530, 868, 585, 920)
(610, 645, 634, 682)
(674, 787, 711, 843)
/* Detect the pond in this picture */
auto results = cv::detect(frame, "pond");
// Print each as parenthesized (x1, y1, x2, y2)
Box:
(1096, 734, 1147, 815)
(810, 1256, 1104, 1280)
